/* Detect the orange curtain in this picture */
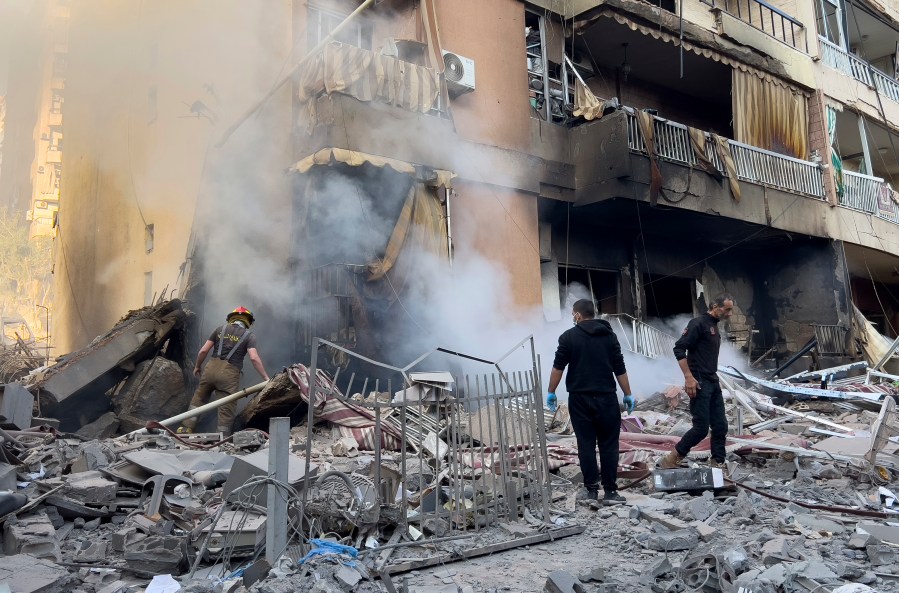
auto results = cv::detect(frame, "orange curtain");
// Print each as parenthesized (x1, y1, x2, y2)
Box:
(732, 70, 808, 159)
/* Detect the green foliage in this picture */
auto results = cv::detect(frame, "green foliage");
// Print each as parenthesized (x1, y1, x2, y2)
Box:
(0, 206, 53, 328)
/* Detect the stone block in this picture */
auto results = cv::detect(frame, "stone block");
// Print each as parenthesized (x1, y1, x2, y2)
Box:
(645, 529, 699, 552)
(3, 512, 61, 561)
(111, 526, 144, 552)
(123, 535, 183, 566)
(577, 566, 605, 582)
(693, 521, 717, 541)
(65, 471, 117, 504)
(334, 565, 362, 591)
(0, 553, 74, 593)
(75, 539, 109, 562)
(866, 543, 897, 566)
(544, 571, 583, 593)
(75, 412, 120, 440)
(0, 382, 34, 429)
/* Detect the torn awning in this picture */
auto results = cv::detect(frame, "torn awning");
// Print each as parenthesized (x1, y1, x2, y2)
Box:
(291, 148, 456, 187)
(591, 11, 807, 93)
(297, 42, 439, 113)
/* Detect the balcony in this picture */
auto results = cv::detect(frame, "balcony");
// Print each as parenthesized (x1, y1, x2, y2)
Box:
(819, 36, 899, 105)
(842, 171, 899, 224)
(624, 109, 825, 198)
(703, 0, 807, 51)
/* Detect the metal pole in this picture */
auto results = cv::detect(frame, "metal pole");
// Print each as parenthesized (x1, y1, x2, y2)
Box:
(266, 417, 290, 565)
(121, 381, 268, 437)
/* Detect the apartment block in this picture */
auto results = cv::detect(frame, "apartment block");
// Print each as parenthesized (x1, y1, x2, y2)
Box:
(54, 0, 899, 372)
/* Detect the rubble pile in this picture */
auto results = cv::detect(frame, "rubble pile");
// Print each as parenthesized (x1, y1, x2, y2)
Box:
(3, 301, 899, 592)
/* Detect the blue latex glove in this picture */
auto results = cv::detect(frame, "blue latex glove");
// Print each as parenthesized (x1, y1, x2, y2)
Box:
(546, 392, 558, 412)
(622, 394, 636, 414)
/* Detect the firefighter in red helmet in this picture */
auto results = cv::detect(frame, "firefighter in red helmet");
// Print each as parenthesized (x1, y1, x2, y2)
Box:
(179, 306, 270, 435)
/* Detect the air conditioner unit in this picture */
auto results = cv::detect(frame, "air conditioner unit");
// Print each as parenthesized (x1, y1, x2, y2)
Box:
(442, 50, 475, 96)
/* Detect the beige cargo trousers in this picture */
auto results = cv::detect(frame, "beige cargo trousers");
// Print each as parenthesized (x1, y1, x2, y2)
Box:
(181, 357, 241, 435)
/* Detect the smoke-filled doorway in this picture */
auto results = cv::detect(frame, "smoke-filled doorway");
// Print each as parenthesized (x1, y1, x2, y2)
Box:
(557, 266, 619, 314)
(643, 275, 694, 319)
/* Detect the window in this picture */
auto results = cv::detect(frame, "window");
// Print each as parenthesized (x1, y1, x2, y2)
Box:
(558, 266, 619, 315)
(144, 272, 153, 306)
(145, 224, 155, 253)
(307, 5, 372, 50)
(525, 10, 573, 126)
(816, 0, 846, 48)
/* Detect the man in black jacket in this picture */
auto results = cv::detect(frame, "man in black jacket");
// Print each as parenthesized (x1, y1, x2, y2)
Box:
(547, 299, 635, 505)
(659, 293, 734, 469)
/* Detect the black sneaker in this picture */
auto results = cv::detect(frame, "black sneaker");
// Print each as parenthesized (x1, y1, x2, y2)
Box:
(602, 491, 626, 506)
(576, 488, 599, 501)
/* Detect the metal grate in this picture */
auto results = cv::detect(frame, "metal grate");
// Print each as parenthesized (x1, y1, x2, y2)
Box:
(811, 324, 849, 356)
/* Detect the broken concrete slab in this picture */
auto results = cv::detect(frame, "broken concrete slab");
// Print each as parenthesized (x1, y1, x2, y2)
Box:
(112, 357, 189, 433)
(2, 512, 61, 561)
(123, 535, 183, 568)
(645, 529, 699, 552)
(0, 553, 74, 593)
(222, 448, 318, 505)
(544, 570, 585, 593)
(74, 539, 109, 562)
(0, 382, 34, 429)
(74, 412, 119, 440)
(65, 471, 118, 504)
(30, 300, 186, 432)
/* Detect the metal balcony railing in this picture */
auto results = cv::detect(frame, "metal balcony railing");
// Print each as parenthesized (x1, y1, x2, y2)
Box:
(818, 37, 873, 85)
(603, 314, 677, 360)
(818, 36, 899, 105)
(842, 170, 899, 224)
(872, 68, 899, 104)
(811, 324, 849, 356)
(702, 0, 807, 51)
(841, 170, 881, 213)
(625, 110, 826, 198)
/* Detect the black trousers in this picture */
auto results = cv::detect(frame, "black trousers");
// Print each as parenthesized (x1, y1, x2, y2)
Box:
(568, 392, 621, 493)
(675, 375, 727, 461)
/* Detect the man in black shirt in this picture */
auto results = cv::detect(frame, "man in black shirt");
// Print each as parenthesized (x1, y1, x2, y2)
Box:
(660, 293, 734, 469)
(547, 299, 635, 505)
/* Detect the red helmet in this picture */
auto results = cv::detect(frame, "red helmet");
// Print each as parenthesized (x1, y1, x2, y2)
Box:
(226, 306, 255, 325)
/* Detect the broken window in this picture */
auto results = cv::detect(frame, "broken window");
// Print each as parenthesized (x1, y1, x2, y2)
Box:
(557, 266, 619, 315)
(307, 4, 372, 50)
(525, 10, 573, 125)
(816, 0, 846, 47)
(643, 275, 695, 319)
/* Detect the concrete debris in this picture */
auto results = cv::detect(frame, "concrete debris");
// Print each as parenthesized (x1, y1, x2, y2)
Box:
(5, 304, 899, 592)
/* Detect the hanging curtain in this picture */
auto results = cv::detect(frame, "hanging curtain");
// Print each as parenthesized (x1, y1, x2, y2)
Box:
(573, 78, 607, 121)
(732, 70, 808, 159)
(827, 106, 844, 199)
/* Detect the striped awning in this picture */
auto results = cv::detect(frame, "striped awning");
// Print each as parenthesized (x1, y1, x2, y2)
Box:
(291, 147, 455, 187)
(297, 42, 440, 114)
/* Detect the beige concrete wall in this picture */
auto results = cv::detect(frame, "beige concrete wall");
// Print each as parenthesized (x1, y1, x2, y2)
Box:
(439, 0, 533, 155)
(451, 181, 542, 313)
(55, 0, 293, 352)
(818, 61, 899, 137)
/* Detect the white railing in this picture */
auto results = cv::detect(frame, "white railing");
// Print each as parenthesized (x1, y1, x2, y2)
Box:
(603, 314, 677, 360)
(625, 110, 825, 198)
(872, 68, 899, 104)
(842, 170, 881, 213)
(819, 36, 873, 85)
(841, 170, 899, 224)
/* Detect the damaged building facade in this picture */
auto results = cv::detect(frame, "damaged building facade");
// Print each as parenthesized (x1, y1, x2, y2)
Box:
(51, 0, 899, 370)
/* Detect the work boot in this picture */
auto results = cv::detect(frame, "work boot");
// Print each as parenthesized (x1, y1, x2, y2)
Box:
(575, 488, 599, 502)
(658, 450, 685, 469)
(602, 491, 627, 506)
(709, 459, 731, 476)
